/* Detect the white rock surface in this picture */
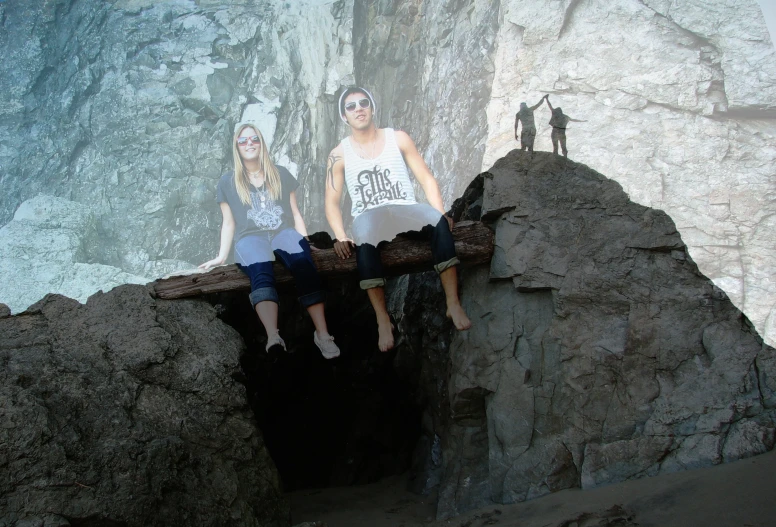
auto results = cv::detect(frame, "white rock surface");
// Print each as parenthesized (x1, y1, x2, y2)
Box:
(483, 0, 776, 345)
(0, 195, 148, 313)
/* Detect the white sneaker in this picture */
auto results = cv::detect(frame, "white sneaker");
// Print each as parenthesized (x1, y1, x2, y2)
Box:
(314, 331, 340, 359)
(266, 332, 287, 354)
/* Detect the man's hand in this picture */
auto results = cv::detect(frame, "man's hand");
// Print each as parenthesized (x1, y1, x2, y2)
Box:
(333, 238, 355, 259)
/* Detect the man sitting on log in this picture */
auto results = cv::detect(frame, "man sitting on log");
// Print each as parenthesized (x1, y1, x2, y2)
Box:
(325, 86, 471, 352)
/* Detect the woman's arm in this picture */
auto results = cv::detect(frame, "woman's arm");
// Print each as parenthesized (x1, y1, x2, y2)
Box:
(289, 190, 309, 237)
(199, 202, 235, 269)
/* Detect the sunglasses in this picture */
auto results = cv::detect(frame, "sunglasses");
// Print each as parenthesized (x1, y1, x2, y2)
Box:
(237, 135, 261, 146)
(344, 98, 371, 112)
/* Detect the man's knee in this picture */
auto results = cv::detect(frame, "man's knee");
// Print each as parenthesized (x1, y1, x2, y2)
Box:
(360, 277, 387, 290)
(434, 256, 460, 274)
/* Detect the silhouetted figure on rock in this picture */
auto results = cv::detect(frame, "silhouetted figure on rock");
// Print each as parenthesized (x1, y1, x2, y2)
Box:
(514, 95, 547, 152)
(546, 96, 585, 157)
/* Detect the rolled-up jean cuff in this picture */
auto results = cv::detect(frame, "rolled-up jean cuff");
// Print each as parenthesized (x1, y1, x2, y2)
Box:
(298, 290, 326, 308)
(249, 287, 279, 306)
(434, 256, 460, 274)
(359, 277, 387, 290)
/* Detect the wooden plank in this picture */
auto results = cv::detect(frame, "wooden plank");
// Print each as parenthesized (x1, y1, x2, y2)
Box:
(153, 220, 493, 300)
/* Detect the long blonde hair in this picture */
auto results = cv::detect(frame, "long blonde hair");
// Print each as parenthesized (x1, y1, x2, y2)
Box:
(232, 123, 281, 205)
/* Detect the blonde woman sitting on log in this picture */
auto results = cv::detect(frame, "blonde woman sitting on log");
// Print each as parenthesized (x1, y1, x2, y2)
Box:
(200, 122, 340, 359)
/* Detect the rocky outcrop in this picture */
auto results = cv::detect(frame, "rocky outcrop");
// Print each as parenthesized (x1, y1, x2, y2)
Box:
(395, 151, 776, 519)
(0, 286, 288, 526)
(3, 149, 776, 525)
(483, 0, 776, 344)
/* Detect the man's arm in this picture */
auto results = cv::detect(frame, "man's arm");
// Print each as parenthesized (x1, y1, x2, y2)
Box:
(529, 95, 547, 111)
(324, 145, 354, 259)
(515, 113, 521, 138)
(395, 130, 448, 218)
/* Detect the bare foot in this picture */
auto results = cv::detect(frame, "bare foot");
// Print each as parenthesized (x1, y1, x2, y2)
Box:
(377, 317, 395, 352)
(446, 303, 472, 330)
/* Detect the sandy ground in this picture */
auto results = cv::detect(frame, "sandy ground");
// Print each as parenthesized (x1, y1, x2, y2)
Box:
(289, 449, 776, 527)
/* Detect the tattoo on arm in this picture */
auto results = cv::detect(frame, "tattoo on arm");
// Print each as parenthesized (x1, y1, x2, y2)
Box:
(327, 154, 341, 190)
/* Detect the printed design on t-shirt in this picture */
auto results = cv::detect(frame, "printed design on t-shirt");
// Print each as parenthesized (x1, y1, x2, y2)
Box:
(353, 165, 408, 214)
(247, 189, 283, 231)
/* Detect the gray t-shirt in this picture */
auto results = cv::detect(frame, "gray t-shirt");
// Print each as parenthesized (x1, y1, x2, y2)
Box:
(216, 166, 299, 242)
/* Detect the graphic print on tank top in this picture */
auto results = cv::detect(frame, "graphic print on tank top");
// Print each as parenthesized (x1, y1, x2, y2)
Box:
(247, 188, 283, 231)
(352, 165, 409, 215)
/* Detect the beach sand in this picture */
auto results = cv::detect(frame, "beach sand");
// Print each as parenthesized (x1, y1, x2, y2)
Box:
(289, 449, 776, 526)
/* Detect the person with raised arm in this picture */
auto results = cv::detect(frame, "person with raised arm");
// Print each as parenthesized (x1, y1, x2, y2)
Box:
(515, 95, 547, 152)
(545, 95, 586, 157)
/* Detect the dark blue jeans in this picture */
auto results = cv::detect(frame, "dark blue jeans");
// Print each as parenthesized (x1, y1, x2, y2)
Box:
(352, 204, 459, 290)
(234, 228, 325, 308)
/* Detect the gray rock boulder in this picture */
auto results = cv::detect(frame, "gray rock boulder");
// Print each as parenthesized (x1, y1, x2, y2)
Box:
(0, 285, 288, 526)
(396, 151, 775, 519)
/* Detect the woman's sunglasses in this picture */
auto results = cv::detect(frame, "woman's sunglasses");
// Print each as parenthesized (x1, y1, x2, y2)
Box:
(237, 135, 261, 146)
(344, 98, 371, 112)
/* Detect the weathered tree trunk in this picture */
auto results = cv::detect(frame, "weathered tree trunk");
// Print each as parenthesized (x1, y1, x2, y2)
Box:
(153, 221, 494, 300)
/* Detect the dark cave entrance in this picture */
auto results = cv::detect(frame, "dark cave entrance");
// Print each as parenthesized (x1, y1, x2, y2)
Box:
(207, 278, 425, 492)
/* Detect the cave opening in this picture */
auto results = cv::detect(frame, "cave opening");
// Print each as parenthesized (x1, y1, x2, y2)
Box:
(207, 277, 426, 493)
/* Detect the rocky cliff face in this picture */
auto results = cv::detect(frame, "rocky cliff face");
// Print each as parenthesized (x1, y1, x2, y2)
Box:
(483, 0, 776, 344)
(0, 0, 353, 279)
(1, 0, 775, 350)
(397, 150, 776, 519)
(0, 286, 288, 526)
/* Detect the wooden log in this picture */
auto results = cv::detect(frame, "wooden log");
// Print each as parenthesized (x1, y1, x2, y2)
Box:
(153, 220, 493, 300)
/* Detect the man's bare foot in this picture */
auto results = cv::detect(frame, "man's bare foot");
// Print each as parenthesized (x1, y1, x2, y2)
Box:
(377, 317, 395, 352)
(446, 303, 472, 330)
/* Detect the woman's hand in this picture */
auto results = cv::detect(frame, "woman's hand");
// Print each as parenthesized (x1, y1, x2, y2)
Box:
(199, 256, 226, 270)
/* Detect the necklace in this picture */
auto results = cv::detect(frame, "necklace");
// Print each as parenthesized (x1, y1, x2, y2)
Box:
(353, 133, 378, 159)
(246, 169, 267, 208)
(247, 169, 264, 186)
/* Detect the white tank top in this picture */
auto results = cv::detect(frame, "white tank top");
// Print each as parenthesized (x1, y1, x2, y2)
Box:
(341, 128, 416, 218)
